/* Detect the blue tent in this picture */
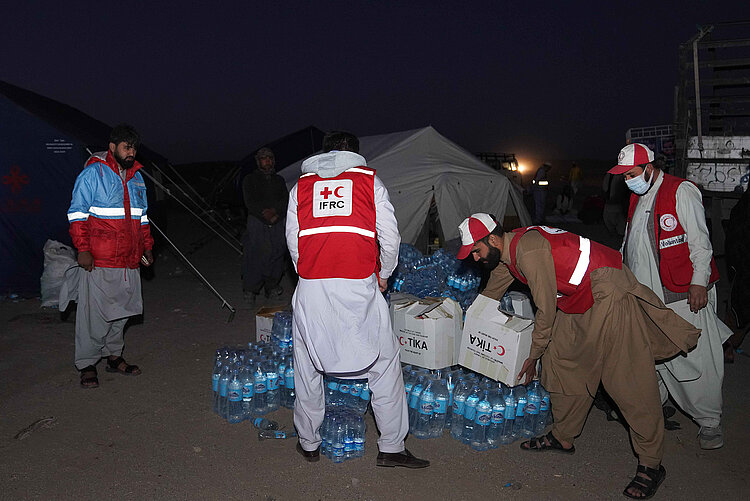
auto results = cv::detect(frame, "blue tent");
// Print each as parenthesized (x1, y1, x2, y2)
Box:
(0, 80, 167, 295)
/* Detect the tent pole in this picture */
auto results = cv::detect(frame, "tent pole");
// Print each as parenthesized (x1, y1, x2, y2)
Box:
(138, 168, 243, 254)
(149, 218, 236, 323)
(149, 161, 240, 244)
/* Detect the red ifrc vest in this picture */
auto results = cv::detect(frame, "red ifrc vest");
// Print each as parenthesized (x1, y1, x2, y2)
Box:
(506, 226, 623, 314)
(296, 166, 379, 279)
(626, 173, 720, 293)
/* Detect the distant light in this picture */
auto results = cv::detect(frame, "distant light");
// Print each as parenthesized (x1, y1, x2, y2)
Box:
(517, 163, 525, 173)
(538, 180, 549, 186)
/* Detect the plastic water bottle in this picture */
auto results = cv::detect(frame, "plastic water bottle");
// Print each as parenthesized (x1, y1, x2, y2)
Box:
(408, 375, 426, 432)
(258, 429, 297, 440)
(212, 357, 223, 414)
(413, 378, 434, 439)
(337, 379, 353, 409)
(513, 385, 527, 439)
(277, 356, 287, 404)
(265, 359, 280, 413)
(252, 417, 279, 430)
(537, 387, 551, 435)
(253, 363, 268, 415)
(284, 358, 295, 409)
(403, 370, 417, 399)
(431, 378, 449, 438)
(471, 390, 492, 451)
(487, 386, 505, 448)
(332, 420, 345, 463)
(357, 382, 370, 415)
(227, 370, 244, 424)
(450, 379, 469, 440)
(240, 364, 254, 420)
(325, 378, 340, 407)
(444, 371, 456, 429)
(218, 365, 231, 419)
(353, 415, 366, 457)
(462, 385, 481, 444)
(525, 381, 541, 437)
(321, 413, 333, 458)
(344, 416, 356, 460)
(500, 388, 516, 444)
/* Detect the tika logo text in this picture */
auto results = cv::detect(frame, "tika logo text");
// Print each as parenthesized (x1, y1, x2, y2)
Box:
(399, 336, 428, 350)
(313, 179, 353, 218)
(470, 335, 505, 356)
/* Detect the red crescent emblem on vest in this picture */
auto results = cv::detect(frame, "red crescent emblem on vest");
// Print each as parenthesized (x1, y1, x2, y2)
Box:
(334, 186, 344, 197)
(660, 214, 678, 232)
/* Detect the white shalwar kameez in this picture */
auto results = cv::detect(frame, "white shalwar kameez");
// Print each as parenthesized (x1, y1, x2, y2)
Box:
(286, 151, 408, 453)
(623, 172, 732, 428)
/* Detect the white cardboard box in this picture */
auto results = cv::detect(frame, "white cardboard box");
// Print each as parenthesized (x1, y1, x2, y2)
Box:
(255, 306, 289, 343)
(390, 294, 462, 370)
(458, 294, 534, 386)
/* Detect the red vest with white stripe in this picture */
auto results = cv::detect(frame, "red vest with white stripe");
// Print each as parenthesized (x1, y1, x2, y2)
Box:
(506, 226, 623, 314)
(296, 166, 379, 279)
(626, 173, 719, 293)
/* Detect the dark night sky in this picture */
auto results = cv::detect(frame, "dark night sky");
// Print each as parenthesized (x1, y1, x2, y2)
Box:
(1, 1, 745, 171)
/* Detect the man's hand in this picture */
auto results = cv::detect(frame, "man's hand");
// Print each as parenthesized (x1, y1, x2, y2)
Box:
(262, 208, 279, 224)
(517, 357, 538, 385)
(378, 277, 388, 292)
(142, 249, 154, 267)
(78, 251, 94, 272)
(687, 284, 708, 313)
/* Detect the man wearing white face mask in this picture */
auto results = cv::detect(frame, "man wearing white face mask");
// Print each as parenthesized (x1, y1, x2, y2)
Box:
(612, 143, 732, 450)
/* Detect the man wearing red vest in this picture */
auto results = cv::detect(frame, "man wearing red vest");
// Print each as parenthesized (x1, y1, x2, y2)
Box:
(286, 131, 429, 468)
(457, 214, 699, 499)
(613, 143, 732, 450)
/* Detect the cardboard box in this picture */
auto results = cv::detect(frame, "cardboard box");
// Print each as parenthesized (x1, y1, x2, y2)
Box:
(390, 294, 462, 370)
(255, 306, 289, 343)
(458, 294, 534, 386)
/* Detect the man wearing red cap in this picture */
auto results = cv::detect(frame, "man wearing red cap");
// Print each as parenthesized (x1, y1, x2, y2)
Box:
(612, 143, 732, 451)
(457, 213, 699, 499)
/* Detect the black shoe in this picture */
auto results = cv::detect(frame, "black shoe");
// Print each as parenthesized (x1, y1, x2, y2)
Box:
(296, 442, 320, 462)
(376, 449, 430, 468)
(265, 285, 283, 298)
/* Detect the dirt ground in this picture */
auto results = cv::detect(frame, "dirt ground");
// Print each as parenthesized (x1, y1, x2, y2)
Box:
(1, 213, 748, 501)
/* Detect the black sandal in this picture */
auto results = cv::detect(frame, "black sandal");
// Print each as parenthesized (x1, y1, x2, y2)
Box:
(519, 431, 575, 454)
(623, 464, 666, 500)
(105, 356, 141, 376)
(79, 366, 99, 389)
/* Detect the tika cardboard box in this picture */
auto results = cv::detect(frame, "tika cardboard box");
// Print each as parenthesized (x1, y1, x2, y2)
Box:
(255, 305, 289, 343)
(390, 294, 462, 370)
(458, 294, 534, 386)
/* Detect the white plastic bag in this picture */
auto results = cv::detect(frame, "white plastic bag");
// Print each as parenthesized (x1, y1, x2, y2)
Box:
(40, 239, 77, 307)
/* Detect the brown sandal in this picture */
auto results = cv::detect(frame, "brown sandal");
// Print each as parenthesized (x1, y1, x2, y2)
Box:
(105, 356, 141, 376)
(80, 366, 99, 389)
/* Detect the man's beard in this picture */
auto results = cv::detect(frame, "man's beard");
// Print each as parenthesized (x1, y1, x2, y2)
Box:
(114, 151, 135, 169)
(480, 245, 502, 270)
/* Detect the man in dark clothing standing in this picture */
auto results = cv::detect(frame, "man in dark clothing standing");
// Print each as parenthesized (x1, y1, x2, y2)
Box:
(242, 147, 289, 302)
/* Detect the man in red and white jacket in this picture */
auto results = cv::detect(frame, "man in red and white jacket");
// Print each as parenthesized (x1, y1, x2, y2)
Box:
(614, 143, 732, 450)
(66, 124, 154, 389)
(286, 131, 428, 468)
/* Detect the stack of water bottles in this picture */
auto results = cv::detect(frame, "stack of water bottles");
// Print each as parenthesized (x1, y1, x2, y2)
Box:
(403, 365, 551, 451)
(319, 376, 370, 463)
(389, 244, 481, 311)
(211, 341, 296, 426)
